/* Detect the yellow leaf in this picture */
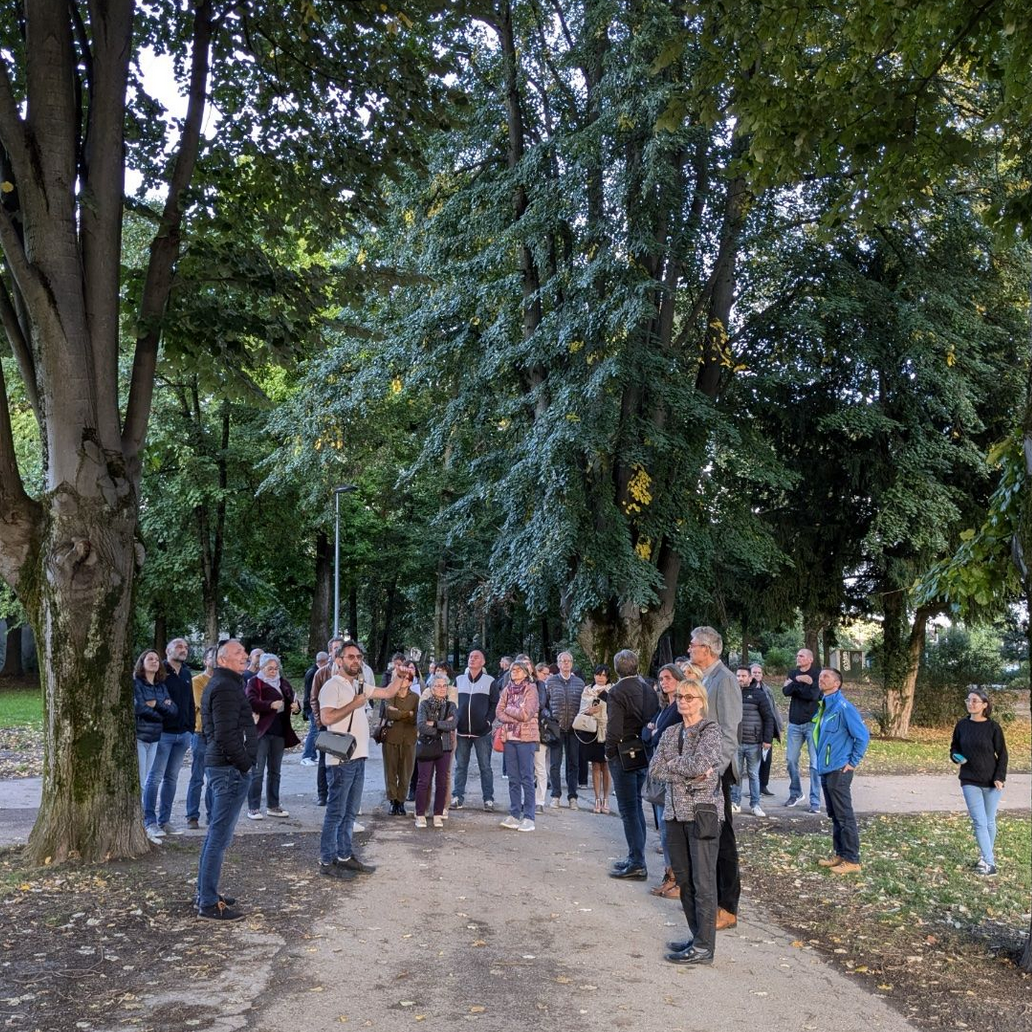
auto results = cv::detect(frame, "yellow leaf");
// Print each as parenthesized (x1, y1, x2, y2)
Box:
(0, 181, 13, 193)
(469, 1006, 486, 1013)
(472, 939, 487, 947)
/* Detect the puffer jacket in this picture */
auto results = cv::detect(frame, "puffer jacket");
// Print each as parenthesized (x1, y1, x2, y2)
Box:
(740, 681, 775, 745)
(134, 676, 175, 743)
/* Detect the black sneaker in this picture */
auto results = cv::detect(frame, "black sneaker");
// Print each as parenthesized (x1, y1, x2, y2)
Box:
(319, 862, 355, 879)
(198, 902, 243, 921)
(186, 818, 200, 830)
(337, 855, 376, 874)
(316, 798, 327, 807)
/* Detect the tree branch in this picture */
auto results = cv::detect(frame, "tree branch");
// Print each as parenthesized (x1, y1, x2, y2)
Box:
(0, 201, 46, 313)
(122, 0, 213, 476)
(0, 270, 40, 421)
(0, 55, 29, 180)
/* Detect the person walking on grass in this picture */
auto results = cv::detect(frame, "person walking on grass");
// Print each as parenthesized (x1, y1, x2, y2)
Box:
(811, 667, 869, 875)
(951, 689, 1007, 876)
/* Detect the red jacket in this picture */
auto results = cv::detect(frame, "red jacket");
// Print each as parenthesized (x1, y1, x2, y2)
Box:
(246, 676, 301, 747)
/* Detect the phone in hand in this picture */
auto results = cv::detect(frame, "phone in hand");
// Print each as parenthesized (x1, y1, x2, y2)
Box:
(951, 752, 966, 764)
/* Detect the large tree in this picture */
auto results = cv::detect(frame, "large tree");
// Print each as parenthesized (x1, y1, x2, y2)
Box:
(0, 0, 452, 863)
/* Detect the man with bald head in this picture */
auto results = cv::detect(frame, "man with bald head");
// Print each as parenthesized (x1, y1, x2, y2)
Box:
(451, 650, 499, 810)
(196, 640, 258, 920)
(783, 647, 823, 813)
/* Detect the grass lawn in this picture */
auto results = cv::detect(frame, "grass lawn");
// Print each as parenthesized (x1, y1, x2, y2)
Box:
(738, 811, 1032, 1029)
(0, 685, 42, 728)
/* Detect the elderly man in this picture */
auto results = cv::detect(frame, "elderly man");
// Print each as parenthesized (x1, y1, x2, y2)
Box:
(783, 648, 822, 813)
(196, 639, 257, 920)
(604, 648, 659, 880)
(546, 651, 586, 809)
(452, 650, 499, 811)
(688, 626, 743, 930)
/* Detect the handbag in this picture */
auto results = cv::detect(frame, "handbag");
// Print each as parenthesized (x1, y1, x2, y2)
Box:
(315, 730, 357, 761)
(416, 734, 444, 761)
(642, 773, 666, 806)
(616, 677, 652, 772)
(492, 725, 506, 752)
(539, 713, 561, 746)
(572, 710, 597, 735)
(693, 802, 719, 840)
(371, 700, 390, 745)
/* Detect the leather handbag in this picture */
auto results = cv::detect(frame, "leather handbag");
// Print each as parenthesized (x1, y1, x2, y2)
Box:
(642, 772, 666, 806)
(617, 735, 648, 772)
(315, 730, 357, 761)
(572, 710, 597, 735)
(371, 701, 390, 745)
(416, 734, 444, 761)
(492, 725, 506, 752)
(539, 713, 561, 746)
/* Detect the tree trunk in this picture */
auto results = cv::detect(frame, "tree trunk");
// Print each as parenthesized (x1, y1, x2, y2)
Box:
(307, 531, 332, 654)
(26, 498, 148, 863)
(740, 617, 750, 669)
(882, 601, 934, 738)
(0, 623, 24, 677)
(377, 579, 397, 673)
(153, 610, 167, 656)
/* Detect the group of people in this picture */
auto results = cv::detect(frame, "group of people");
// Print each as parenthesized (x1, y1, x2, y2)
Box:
(131, 628, 1010, 952)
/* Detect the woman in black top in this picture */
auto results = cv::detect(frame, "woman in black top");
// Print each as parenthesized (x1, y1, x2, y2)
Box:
(950, 689, 1007, 876)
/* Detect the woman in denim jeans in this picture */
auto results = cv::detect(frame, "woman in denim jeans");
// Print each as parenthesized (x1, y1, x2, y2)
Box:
(950, 690, 1007, 876)
(133, 650, 177, 845)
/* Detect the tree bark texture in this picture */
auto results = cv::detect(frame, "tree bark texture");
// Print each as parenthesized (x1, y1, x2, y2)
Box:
(307, 531, 332, 655)
(881, 597, 934, 739)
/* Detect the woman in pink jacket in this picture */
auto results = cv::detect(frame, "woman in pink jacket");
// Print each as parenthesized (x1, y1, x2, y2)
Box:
(496, 658, 540, 832)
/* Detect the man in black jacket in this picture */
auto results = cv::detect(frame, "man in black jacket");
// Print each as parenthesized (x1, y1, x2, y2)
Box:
(604, 649, 659, 880)
(196, 640, 257, 921)
(783, 648, 822, 812)
(732, 667, 775, 817)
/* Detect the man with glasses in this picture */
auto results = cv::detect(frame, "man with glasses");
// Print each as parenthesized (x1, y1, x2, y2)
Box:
(688, 627, 743, 930)
(318, 641, 403, 878)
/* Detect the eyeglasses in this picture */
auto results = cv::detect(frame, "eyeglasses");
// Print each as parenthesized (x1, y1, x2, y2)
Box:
(675, 693, 702, 701)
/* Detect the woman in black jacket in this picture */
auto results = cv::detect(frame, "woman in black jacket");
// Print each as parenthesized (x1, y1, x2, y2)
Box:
(133, 649, 177, 846)
(950, 690, 1007, 876)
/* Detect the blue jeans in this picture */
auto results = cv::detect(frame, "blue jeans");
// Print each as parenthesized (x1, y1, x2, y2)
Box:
(504, 741, 536, 820)
(196, 765, 250, 909)
(731, 744, 762, 808)
(821, 768, 860, 863)
(143, 730, 190, 827)
(302, 711, 319, 761)
(320, 759, 365, 864)
(608, 760, 648, 869)
(186, 732, 212, 822)
(786, 721, 820, 808)
(137, 739, 159, 792)
(961, 783, 1002, 866)
(452, 733, 495, 804)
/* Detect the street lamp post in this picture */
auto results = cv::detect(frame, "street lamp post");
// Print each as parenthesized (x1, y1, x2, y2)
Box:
(332, 484, 357, 638)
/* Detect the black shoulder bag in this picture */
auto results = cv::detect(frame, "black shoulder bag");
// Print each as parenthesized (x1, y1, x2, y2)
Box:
(617, 678, 650, 773)
(681, 723, 720, 839)
(315, 683, 361, 761)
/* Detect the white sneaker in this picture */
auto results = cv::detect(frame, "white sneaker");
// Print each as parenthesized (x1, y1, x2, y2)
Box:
(352, 821, 365, 833)
(247, 810, 263, 820)
(536, 803, 544, 814)
(440, 811, 448, 820)
(730, 803, 741, 814)
(450, 797, 462, 809)
(414, 816, 427, 828)
(145, 826, 164, 845)
(751, 805, 766, 818)
(147, 824, 166, 837)
(433, 816, 444, 828)
(518, 819, 535, 832)
(484, 800, 495, 811)
(549, 798, 561, 809)
(266, 807, 290, 818)
(499, 815, 521, 830)
(569, 798, 579, 811)
(300, 757, 317, 767)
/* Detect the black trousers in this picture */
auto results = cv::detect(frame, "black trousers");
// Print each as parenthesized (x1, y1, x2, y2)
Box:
(717, 766, 741, 915)
(759, 743, 773, 790)
(667, 818, 719, 954)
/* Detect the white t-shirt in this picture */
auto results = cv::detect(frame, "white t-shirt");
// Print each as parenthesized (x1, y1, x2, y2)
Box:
(320, 674, 370, 763)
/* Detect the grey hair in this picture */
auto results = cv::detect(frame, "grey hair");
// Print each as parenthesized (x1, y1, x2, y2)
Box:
(216, 640, 241, 661)
(557, 651, 573, 663)
(691, 626, 723, 656)
(613, 649, 638, 677)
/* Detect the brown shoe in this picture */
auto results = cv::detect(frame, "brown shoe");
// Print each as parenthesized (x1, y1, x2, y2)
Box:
(830, 860, 862, 874)
(650, 867, 676, 897)
(659, 881, 681, 899)
(715, 907, 738, 930)
(818, 854, 844, 867)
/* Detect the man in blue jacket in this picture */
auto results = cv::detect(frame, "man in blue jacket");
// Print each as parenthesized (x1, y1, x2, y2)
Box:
(811, 667, 870, 874)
